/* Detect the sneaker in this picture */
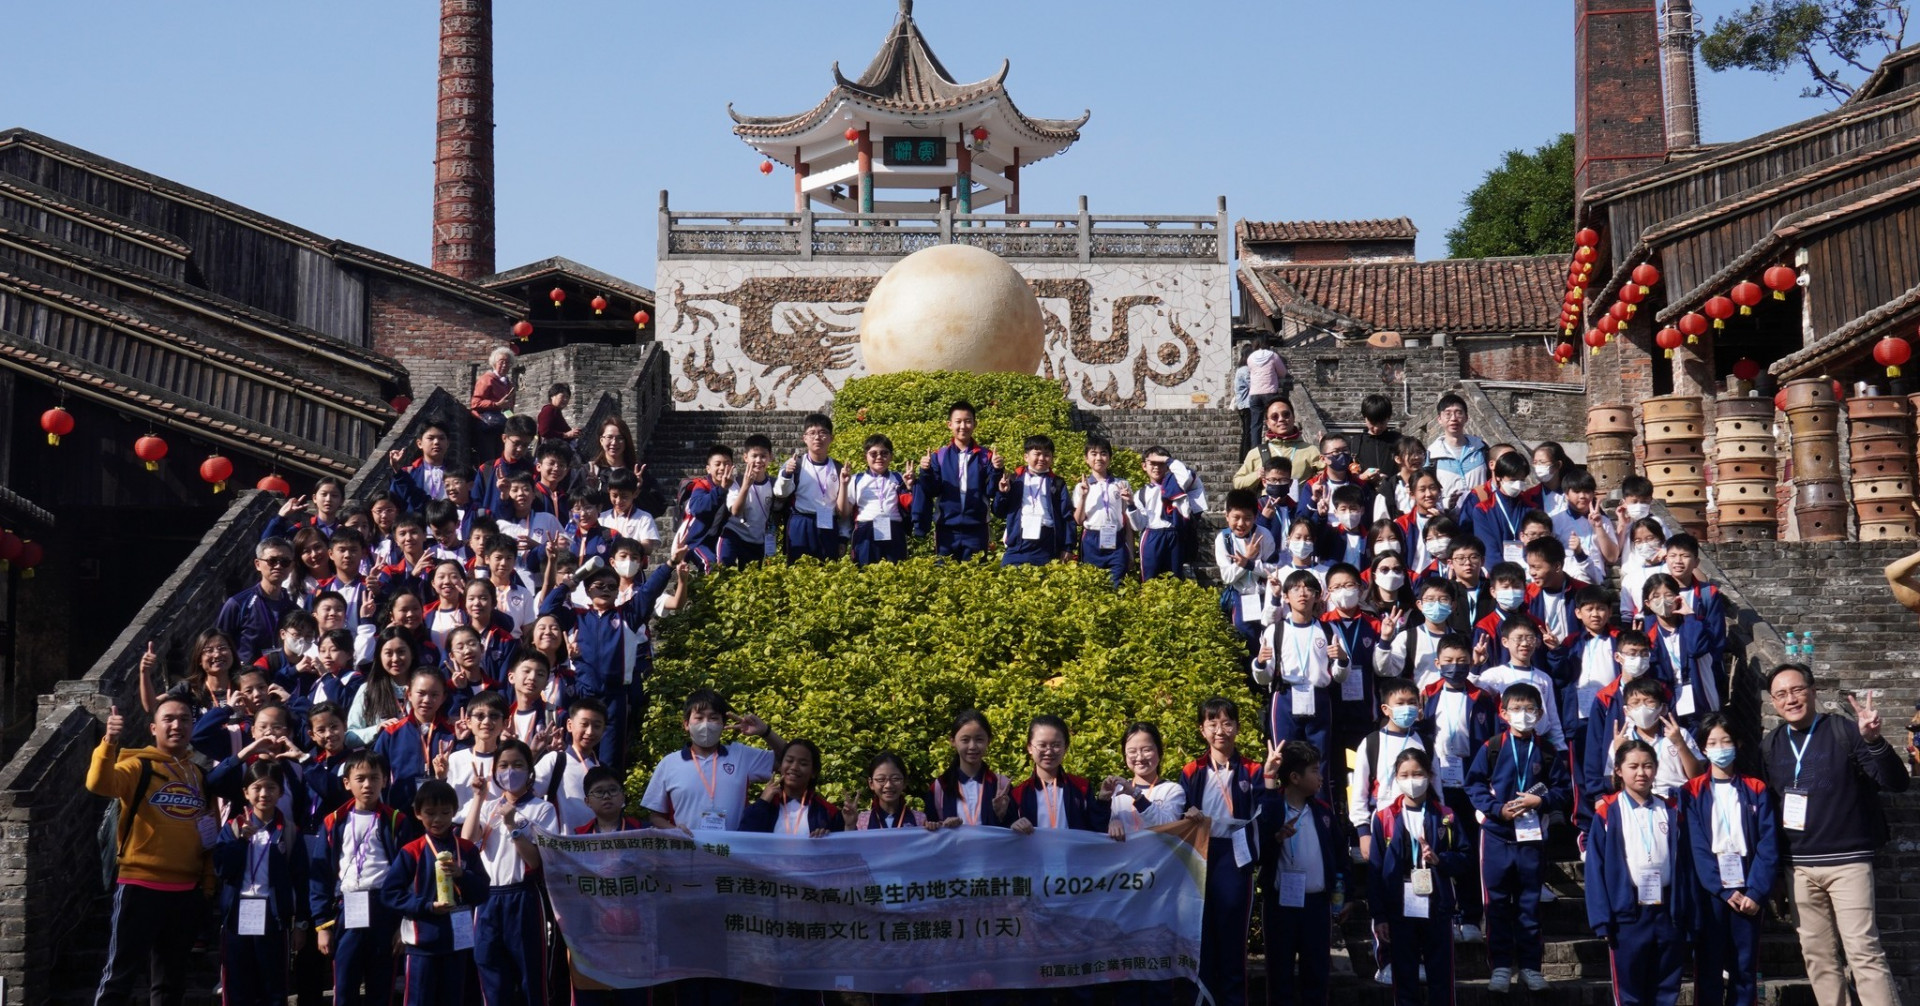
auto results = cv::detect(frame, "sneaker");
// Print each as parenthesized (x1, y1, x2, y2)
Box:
(1375, 964, 1393, 986)
(1521, 969, 1549, 991)
(1488, 968, 1513, 993)
(1455, 922, 1485, 943)
(1419, 965, 1428, 983)
(1539, 884, 1559, 902)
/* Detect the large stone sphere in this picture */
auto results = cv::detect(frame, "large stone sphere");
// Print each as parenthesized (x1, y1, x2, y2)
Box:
(859, 244, 1044, 375)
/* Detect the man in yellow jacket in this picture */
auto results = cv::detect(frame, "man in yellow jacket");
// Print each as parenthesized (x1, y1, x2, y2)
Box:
(87, 693, 213, 1006)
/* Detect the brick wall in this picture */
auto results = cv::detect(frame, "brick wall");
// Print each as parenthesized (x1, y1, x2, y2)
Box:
(1575, 0, 1669, 197)
(367, 274, 510, 400)
(1478, 385, 1590, 447)
(1292, 340, 1461, 434)
(1461, 337, 1563, 385)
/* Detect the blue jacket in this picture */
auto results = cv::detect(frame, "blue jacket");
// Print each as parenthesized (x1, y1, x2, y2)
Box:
(217, 585, 301, 667)
(912, 443, 1001, 535)
(677, 477, 728, 555)
(388, 459, 447, 515)
(1417, 681, 1500, 775)
(1675, 579, 1727, 655)
(214, 811, 308, 926)
(1007, 774, 1108, 832)
(993, 469, 1077, 558)
(308, 802, 419, 928)
(208, 756, 312, 823)
(926, 768, 1013, 828)
(740, 793, 847, 834)
(1585, 791, 1692, 938)
(1679, 773, 1780, 902)
(1578, 679, 1676, 806)
(537, 566, 673, 700)
(1254, 791, 1353, 900)
(561, 525, 616, 562)
(473, 456, 535, 517)
(1455, 489, 1536, 574)
(1179, 756, 1265, 863)
(1465, 730, 1572, 842)
(191, 705, 252, 763)
(370, 718, 459, 813)
(381, 833, 488, 953)
(1366, 794, 1470, 921)
(1547, 625, 1619, 729)
(1645, 617, 1720, 718)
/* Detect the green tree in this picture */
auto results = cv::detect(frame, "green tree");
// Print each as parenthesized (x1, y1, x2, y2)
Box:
(1701, 1, 1910, 103)
(1445, 133, 1575, 259)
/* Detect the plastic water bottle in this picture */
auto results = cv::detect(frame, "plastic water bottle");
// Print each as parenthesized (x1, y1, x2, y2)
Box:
(1801, 631, 1815, 663)
(1784, 632, 1798, 660)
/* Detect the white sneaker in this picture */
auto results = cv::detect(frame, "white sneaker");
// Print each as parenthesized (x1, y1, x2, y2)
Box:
(1521, 969, 1548, 991)
(1539, 884, 1559, 902)
(1375, 964, 1393, 986)
(1419, 965, 1428, 982)
(1455, 922, 1485, 943)
(1488, 968, 1513, 993)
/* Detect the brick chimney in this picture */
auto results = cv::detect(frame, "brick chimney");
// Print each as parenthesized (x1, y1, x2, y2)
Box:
(1575, 0, 1669, 198)
(433, 0, 495, 279)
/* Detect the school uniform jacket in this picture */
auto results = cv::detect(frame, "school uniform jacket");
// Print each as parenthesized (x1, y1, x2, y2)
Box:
(207, 755, 312, 821)
(1523, 579, 1589, 643)
(1470, 606, 1544, 671)
(1679, 773, 1779, 902)
(299, 750, 351, 832)
(1465, 730, 1572, 842)
(740, 793, 847, 834)
(561, 524, 616, 561)
(1547, 625, 1619, 728)
(537, 566, 674, 701)
(855, 805, 927, 830)
(927, 769, 1013, 827)
(1456, 488, 1540, 573)
(214, 811, 309, 926)
(1646, 617, 1721, 718)
(473, 456, 536, 517)
(309, 801, 419, 928)
(1585, 791, 1692, 938)
(1577, 680, 1676, 804)
(1323, 611, 1384, 735)
(388, 458, 447, 515)
(1254, 791, 1353, 899)
(912, 444, 1001, 536)
(1675, 580, 1728, 655)
(370, 718, 458, 813)
(994, 468, 1077, 556)
(191, 705, 252, 763)
(381, 834, 488, 952)
(1008, 775, 1108, 832)
(676, 477, 728, 554)
(1366, 794, 1470, 920)
(848, 471, 914, 537)
(1417, 682, 1501, 773)
(217, 585, 301, 667)
(1179, 757, 1264, 859)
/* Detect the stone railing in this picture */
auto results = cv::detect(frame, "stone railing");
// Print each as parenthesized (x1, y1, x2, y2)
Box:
(659, 192, 1229, 264)
(578, 341, 670, 453)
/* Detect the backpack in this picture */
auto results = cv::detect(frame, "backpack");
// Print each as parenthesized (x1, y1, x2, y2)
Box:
(98, 757, 157, 888)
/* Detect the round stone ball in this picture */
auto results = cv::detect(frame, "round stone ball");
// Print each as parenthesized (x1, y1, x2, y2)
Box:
(860, 244, 1044, 375)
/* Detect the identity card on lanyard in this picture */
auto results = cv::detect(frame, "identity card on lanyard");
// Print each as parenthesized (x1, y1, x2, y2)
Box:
(693, 753, 728, 831)
(1096, 482, 1119, 550)
(1278, 805, 1308, 907)
(1782, 715, 1820, 831)
(812, 463, 836, 530)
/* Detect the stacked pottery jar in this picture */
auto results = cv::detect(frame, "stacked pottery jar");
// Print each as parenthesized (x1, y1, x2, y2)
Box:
(1712, 393, 1779, 541)
(1586, 404, 1636, 498)
(1640, 395, 1709, 536)
(1846, 393, 1916, 540)
(1782, 378, 1847, 541)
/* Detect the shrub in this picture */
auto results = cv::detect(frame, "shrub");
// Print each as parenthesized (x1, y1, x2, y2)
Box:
(629, 558, 1255, 804)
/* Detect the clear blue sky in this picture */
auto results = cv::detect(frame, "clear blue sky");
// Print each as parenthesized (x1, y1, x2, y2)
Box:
(4, 1, 1838, 289)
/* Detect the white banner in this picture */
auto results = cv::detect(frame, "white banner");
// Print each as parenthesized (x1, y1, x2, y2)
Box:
(536, 820, 1210, 994)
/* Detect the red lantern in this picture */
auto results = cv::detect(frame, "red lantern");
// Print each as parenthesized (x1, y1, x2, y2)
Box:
(758, 160, 774, 175)
(40, 407, 73, 446)
(1731, 281, 1763, 315)
(844, 126, 860, 144)
(1678, 312, 1709, 344)
(1731, 358, 1762, 382)
(0, 530, 19, 571)
(1774, 389, 1788, 411)
(1598, 315, 1619, 335)
(199, 454, 234, 494)
(633, 310, 650, 330)
(1609, 301, 1632, 322)
(389, 395, 412, 412)
(971, 126, 989, 142)
(1655, 326, 1684, 359)
(1574, 246, 1598, 265)
(1704, 296, 1736, 329)
(1833, 379, 1847, 401)
(15, 540, 41, 580)
(511, 320, 534, 341)
(1631, 263, 1661, 293)
(1585, 328, 1608, 355)
(1873, 335, 1912, 378)
(1764, 265, 1797, 300)
(549, 288, 566, 309)
(1568, 286, 1584, 303)
(590, 295, 608, 316)
(257, 473, 292, 496)
(134, 434, 168, 471)
(1553, 342, 1576, 365)
(1575, 228, 1599, 248)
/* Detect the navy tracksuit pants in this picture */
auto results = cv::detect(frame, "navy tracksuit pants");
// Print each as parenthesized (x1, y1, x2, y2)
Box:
(783, 514, 842, 562)
(401, 948, 467, 1006)
(1200, 839, 1255, 1006)
(335, 910, 399, 1006)
(1263, 891, 1331, 1006)
(1138, 526, 1185, 581)
(220, 926, 289, 1006)
(476, 884, 546, 1006)
(934, 524, 988, 561)
(716, 534, 766, 569)
(1269, 709, 1336, 807)
(1609, 906, 1684, 1006)
(1695, 897, 1761, 1006)
(850, 521, 907, 565)
(1439, 788, 1483, 926)
(1079, 539, 1130, 585)
(1481, 832, 1544, 970)
(1386, 918, 1453, 1006)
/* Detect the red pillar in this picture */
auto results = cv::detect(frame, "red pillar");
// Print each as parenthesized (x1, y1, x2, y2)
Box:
(433, 0, 495, 279)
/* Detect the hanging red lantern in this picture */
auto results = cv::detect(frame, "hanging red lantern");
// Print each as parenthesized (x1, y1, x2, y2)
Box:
(1598, 315, 1619, 335)
(1631, 263, 1661, 293)
(844, 126, 860, 144)
(590, 295, 608, 316)
(1553, 342, 1576, 365)
(1585, 328, 1608, 355)
(1609, 301, 1632, 322)
(1575, 228, 1599, 248)
(0, 530, 19, 571)
(1731, 358, 1762, 382)
(1731, 281, 1764, 315)
(40, 407, 73, 446)
(1678, 312, 1709, 344)
(633, 310, 650, 330)
(1833, 379, 1847, 401)
(549, 288, 567, 310)
(1567, 286, 1583, 303)
(1873, 335, 1912, 378)
(511, 320, 534, 341)
(758, 160, 774, 175)
(1574, 246, 1598, 265)
(1763, 265, 1798, 299)
(971, 126, 989, 142)
(256, 473, 292, 496)
(134, 434, 168, 471)
(1774, 389, 1788, 411)
(199, 454, 234, 494)
(1704, 296, 1736, 329)
(1655, 326, 1684, 359)
(15, 540, 41, 580)
(1618, 285, 1645, 314)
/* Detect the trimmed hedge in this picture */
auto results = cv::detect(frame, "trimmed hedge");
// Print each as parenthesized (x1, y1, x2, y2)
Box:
(629, 557, 1255, 803)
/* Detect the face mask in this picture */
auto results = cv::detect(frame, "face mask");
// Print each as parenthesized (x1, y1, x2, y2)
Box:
(1532, 463, 1554, 480)
(1620, 654, 1650, 680)
(285, 638, 311, 660)
(1634, 543, 1660, 563)
(1377, 570, 1407, 592)
(1498, 479, 1524, 498)
(1334, 511, 1360, 531)
(1495, 587, 1524, 610)
(1288, 540, 1315, 561)
(1375, 540, 1403, 555)
(1509, 711, 1538, 733)
(1401, 776, 1430, 799)
(495, 767, 529, 794)
(1706, 747, 1737, 769)
(612, 558, 641, 579)
(1421, 601, 1452, 624)
(1626, 502, 1652, 521)
(1326, 453, 1352, 474)
(1627, 705, 1662, 731)
(1647, 597, 1674, 617)
(1264, 483, 1288, 497)
(1439, 662, 1472, 684)
(688, 721, 724, 749)
(1330, 587, 1361, 610)
(1427, 538, 1450, 557)
(1390, 705, 1419, 730)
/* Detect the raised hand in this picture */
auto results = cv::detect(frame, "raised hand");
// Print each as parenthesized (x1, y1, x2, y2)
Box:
(105, 708, 124, 744)
(278, 495, 309, 519)
(432, 746, 450, 780)
(1662, 713, 1688, 747)
(1262, 739, 1285, 781)
(761, 778, 783, 803)
(140, 642, 159, 682)
(782, 452, 801, 478)
(731, 712, 768, 737)
(388, 449, 406, 470)
(1848, 691, 1883, 743)
(1472, 636, 1491, 666)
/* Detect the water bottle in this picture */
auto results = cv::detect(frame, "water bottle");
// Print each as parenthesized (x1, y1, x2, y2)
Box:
(1783, 632, 1797, 660)
(1801, 631, 1815, 663)
(1331, 876, 1345, 914)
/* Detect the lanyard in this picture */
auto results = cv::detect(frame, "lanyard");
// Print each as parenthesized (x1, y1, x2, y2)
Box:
(1492, 493, 1519, 540)
(692, 752, 721, 807)
(807, 460, 834, 504)
(1284, 621, 1318, 679)
(349, 814, 377, 880)
(1330, 618, 1361, 663)
(1713, 782, 1741, 848)
(1510, 737, 1533, 793)
(245, 816, 272, 892)
(959, 775, 984, 825)
(1788, 715, 1823, 787)
(1633, 799, 1662, 865)
(781, 796, 810, 835)
(1209, 763, 1236, 817)
(1282, 803, 1307, 863)
(1040, 782, 1062, 829)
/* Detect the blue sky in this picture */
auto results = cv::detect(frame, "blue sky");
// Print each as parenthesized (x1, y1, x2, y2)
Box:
(3, 1, 1843, 289)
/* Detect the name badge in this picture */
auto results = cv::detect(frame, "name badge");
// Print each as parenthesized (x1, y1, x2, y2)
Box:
(343, 889, 372, 930)
(763, 530, 778, 555)
(1403, 880, 1431, 919)
(871, 516, 892, 542)
(1231, 827, 1253, 868)
(1340, 665, 1364, 702)
(1441, 762, 1465, 788)
(1513, 809, 1544, 843)
(1279, 870, 1308, 908)
(1238, 590, 1265, 622)
(238, 897, 268, 936)
(1410, 866, 1434, 896)
(1098, 524, 1118, 551)
(814, 508, 835, 531)
(1576, 685, 1601, 721)
(1291, 682, 1316, 717)
(451, 909, 476, 952)
(698, 809, 728, 831)
(1637, 874, 1664, 905)
(1781, 789, 1808, 832)
(1675, 685, 1697, 719)
(1503, 541, 1525, 565)
(1718, 851, 1746, 889)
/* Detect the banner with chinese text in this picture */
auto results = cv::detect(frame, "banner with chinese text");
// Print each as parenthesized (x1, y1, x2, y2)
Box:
(536, 820, 1209, 994)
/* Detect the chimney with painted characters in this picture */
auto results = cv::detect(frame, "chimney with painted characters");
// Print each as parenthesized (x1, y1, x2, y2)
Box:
(1574, 0, 1669, 198)
(434, 0, 495, 279)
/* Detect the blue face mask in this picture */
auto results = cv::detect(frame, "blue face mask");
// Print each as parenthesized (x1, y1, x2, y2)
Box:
(1421, 600, 1453, 625)
(1495, 587, 1525, 611)
(1438, 662, 1473, 684)
(1389, 705, 1418, 729)
(1707, 747, 1737, 769)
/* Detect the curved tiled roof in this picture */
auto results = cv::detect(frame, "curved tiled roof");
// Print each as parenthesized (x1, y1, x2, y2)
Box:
(1237, 218, 1418, 244)
(1250, 257, 1564, 336)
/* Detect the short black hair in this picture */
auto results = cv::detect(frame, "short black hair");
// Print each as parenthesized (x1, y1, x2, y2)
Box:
(548, 382, 571, 399)
(1619, 475, 1654, 498)
(413, 779, 459, 812)
(862, 434, 894, 454)
(1519, 509, 1555, 534)
(1378, 677, 1418, 705)
(1361, 394, 1393, 425)
(1766, 663, 1812, 693)
(424, 499, 461, 530)
(504, 415, 538, 440)
(583, 765, 625, 796)
(1665, 533, 1701, 557)
(1523, 536, 1566, 566)
(1499, 616, 1540, 642)
(570, 696, 609, 723)
(1262, 456, 1293, 474)
(1278, 740, 1322, 787)
(1223, 488, 1259, 514)
(683, 688, 729, 719)
(1493, 452, 1529, 480)
(802, 413, 834, 434)
(1436, 632, 1472, 657)
(1622, 675, 1666, 704)
(1574, 584, 1614, 610)
(1022, 435, 1055, 454)
(1562, 468, 1597, 493)
(1199, 696, 1239, 724)
(947, 400, 976, 419)
(707, 444, 735, 462)
(536, 440, 572, 463)
(742, 434, 773, 453)
(1085, 435, 1112, 454)
(1435, 393, 1468, 416)
(1489, 561, 1527, 587)
(1331, 484, 1368, 511)
(340, 748, 390, 780)
(1502, 682, 1543, 709)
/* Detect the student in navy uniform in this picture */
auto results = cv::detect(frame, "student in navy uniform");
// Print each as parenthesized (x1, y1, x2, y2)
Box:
(1469, 562, 1537, 671)
(1216, 489, 1279, 652)
(538, 558, 686, 768)
(1256, 740, 1354, 1006)
(719, 435, 777, 568)
(475, 416, 538, 516)
(1456, 452, 1539, 572)
(365, 668, 458, 812)
(1179, 698, 1263, 1006)
(1132, 446, 1204, 581)
(911, 400, 1002, 560)
(311, 750, 419, 1006)
(1660, 534, 1726, 654)
(926, 710, 1014, 829)
(1585, 739, 1689, 1006)
(1377, 579, 1459, 689)
(214, 760, 309, 1006)
(840, 435, 914, 567)
(995, 435, 1076, 567)
(382, 780, 487, 1006)
(1003, 716, 1107, 835)
(563, 492, 617, 563)
(577, 765, 646, 834)
(388, 423, 454, 513)
(773, 414, 847, 562)
(1641, 573, 1721, 727)
(852, 752, 926, 830)
(1558, 587, 1623, 830)
(1367, 748, 1468, 1006)
(1416, 634, 1496, 944)
(742, 738, 846, 837)
(1682, 716, 1780, 1006)
(1321, 563, 1384, 754)
(1252, 570, 1345, 804)
(1465, 683, 1570, 993)
(1073, 436, 1133, 585)
(220, 539, 303, 666)
(1253, 457, 1303, 544)
(675, 445, 734, 572)
(264, 476, 347, 541)
(460, 739, 558, 1006)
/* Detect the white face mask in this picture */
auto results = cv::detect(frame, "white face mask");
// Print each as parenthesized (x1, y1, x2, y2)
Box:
(1633, 543, 1660, 562)
(1627, 705, 1662, 731)
(1287, 540, 1315, 561)
(1646, 597, 1674, 617)
(688, 721, 724, 749)
(1620, 654, 1650, 679)
(1376, 570, 1407, 592)
(1426, 538, 1450, 557)
(612, 558, 641, 579)
(1532, 463, 1554, 480)
(1330, 586, 1361, 610)
(1498, 479, 1524, 498)
(1335, 511, 1361, 531)
(1375, 540, 1403, 555)
(1509, 710, 1538, 733)
(1626, 502, 1652, 521)
(1401, 776, 1430, 799)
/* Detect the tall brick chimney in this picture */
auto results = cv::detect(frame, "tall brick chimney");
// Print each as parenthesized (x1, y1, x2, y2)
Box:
(1660, 0, 1702, 149)
(433, 0, 495, 279)
(1575, 0, 1669, 198)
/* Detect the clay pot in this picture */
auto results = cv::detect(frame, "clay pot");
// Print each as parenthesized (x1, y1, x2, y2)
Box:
(1716, 458, 1778, 482)
(1795, 480, 1847, 508)
(1782, 378, 1839, 411)
(1646, 441, 1707, 462)
(1786, 408, 1839, 439)
(1656, 482, 1707, 504)
(1850, 453, 1915, 479)
(1717, 522, 1778, 542)
(1795, 505, 1847, 542)
(1859, 518, 1918, 541)
(1587, 405, 1635, 435)
(1716, 480, 1775, 503)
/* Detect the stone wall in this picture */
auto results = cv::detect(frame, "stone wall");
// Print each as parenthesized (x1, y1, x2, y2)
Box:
(656, 258, 1231, 412)
(368, 274, 511, 402)
(1287, 339, 1462, 437)
(1476, 383, 1591, 449)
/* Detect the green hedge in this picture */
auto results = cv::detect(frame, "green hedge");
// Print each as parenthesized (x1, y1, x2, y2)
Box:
(629, 558, 1255, 804)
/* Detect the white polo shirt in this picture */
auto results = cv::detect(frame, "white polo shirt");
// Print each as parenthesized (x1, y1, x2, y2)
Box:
(469, 794, 559, 885)
(641, 743, 776, 832)
(534, 748, 602, 833)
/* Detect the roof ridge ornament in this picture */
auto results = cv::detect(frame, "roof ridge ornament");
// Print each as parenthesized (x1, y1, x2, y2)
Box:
(900, 0, 912, 17)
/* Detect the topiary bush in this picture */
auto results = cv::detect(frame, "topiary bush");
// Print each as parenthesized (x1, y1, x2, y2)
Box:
(629, 557, 1255, 803)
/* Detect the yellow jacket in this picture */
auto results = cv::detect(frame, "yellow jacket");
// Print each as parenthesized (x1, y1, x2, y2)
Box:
(87, 740, 210, 888)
